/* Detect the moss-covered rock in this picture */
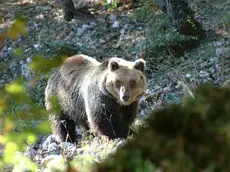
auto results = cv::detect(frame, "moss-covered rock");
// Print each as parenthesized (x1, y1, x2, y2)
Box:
(94, 85, 230, 172)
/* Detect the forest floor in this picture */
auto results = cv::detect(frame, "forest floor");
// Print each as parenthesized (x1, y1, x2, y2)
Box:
(0, 0, 230, 171)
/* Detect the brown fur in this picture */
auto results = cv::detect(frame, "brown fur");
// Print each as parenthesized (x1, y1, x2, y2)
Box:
(45, 54, 146, 142)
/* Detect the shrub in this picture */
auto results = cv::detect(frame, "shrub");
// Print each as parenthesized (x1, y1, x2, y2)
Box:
(94, 85, 230, 172)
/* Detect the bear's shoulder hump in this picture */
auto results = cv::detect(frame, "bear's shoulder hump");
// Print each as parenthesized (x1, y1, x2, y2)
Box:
(65, 54, 100, 65)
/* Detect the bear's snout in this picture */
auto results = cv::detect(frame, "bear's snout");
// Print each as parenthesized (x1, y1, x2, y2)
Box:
(122, 94, 130, 101)
(121, 91, 130, 102)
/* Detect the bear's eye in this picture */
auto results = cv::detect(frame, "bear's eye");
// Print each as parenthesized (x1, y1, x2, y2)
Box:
(129, 80, 136, 88)
(115, 80, 122, 88)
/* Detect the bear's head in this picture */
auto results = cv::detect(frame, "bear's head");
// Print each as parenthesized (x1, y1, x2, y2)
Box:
(104, 58, 147, 105)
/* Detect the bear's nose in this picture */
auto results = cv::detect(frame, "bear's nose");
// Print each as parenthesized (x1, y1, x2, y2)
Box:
(122, 92, 130, 102)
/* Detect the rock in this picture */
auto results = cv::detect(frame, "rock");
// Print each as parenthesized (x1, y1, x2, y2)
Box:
(26, 57, 32, 63)
(47, 142, 60, 155)
(76, 148, 84, 155)
(199, 70, 209, 78)
(9, 61, 21, 77)
(120, 29, 125, 37)
(24, 146, 38, 161)
(2, 46, 8, 52)
(185, 73, 192, 78)
(82, 24, 89, 31)
(21, 62, 33, 81)
(90, 22, 96, 26)
(108, 14, 117, 21)
(59, 142, 75, 150)
(41, 135, 57, 151)
(99, 39, 106, 44)
(7, 47, 12, 52)
(74, 24, 89, 37)
(214, 41, 225, 47)
(216, 47, 230, 58)
(77, 27, 84, 36)
(112, 21, 120, 28)
(33, 44, 40, 50)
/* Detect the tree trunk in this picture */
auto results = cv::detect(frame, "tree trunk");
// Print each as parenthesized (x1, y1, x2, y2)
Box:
(158, 0, 203, 55)
(60, 0, 76, 21)
(159, 0, 190, 31)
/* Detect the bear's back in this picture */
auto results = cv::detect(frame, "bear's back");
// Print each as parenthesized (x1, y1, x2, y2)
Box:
(45, 55, 100, 107)
(63, 54, 100, 68)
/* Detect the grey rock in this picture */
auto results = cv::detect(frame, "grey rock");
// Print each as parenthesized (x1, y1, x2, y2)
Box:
(108, 14, 117, 21)
(90, 21, 96, 26)
(209, 68, 215, 74)
(59, 142, 75, 150)
(2, 46, 8, 52)
(47, 142, 60, 154)
(7, 47, 12, 52)
(42, 135, 57, 150)
(214, 41, 224, 47)
(209, 57, 218, 63)
(77, 27, 83, 36)
(185, 73, 192, 78)
(21, 62, 33, 81)
(9, 61, 21, 77)
(120, 28, 125, 36)
(24, 146, 38, 160)
(216, 47, 230, 58)
(33, 44, 40, 50)
(76, 148, 84, 155)
(26, 57, 32, 63)
(112, 21, 120, 28)
(215, 64, 221, 71)
(82, 24, 89, 31)
(199, 70, 209, 78)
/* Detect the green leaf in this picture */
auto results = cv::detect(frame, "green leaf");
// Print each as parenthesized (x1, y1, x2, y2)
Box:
(12, 48, 24, 57)
(36, 121, 51, 134)
(3, 142, 18, 163)
(7, 17, 27, 40)
(0, 98, 7, 115)
(26, 133, 37, 144)
(5, 82, 24, 95)
(29, 55, 65, 74)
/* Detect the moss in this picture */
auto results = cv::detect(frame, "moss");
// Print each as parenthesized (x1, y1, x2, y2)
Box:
(94, 85, 230, 172)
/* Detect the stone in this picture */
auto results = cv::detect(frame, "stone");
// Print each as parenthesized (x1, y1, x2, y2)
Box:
(216, 47, 230, 58)
(24, 146, 38, 161)
(112, 21, 120, 28)
(199, 70, 209, 78)
(59, 142, 75, 150)
(108, 14, 117, 21)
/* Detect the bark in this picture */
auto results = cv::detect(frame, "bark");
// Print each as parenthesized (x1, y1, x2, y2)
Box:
(158, 0, 203, 56)
(60, 0, 76, 21)
(159, 0, 190, 31)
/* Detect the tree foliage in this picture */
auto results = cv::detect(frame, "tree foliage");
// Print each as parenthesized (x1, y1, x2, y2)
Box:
(0, 16, 52, 171)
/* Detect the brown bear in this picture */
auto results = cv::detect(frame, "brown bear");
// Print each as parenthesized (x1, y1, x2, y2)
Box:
(45, 54, 147, 143)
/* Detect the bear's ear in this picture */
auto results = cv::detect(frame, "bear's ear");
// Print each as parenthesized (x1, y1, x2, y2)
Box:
(109, 60, 119, 71)
(134, 59, 146, 72)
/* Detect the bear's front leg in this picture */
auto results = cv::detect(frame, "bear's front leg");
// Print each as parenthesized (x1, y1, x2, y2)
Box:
(50, 115, 77, 143)
(86, 105, 130, 139)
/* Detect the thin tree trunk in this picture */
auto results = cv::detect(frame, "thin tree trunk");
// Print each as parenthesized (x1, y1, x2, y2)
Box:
(60, 0, 76, 21)
(159, 0, 190, 31)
